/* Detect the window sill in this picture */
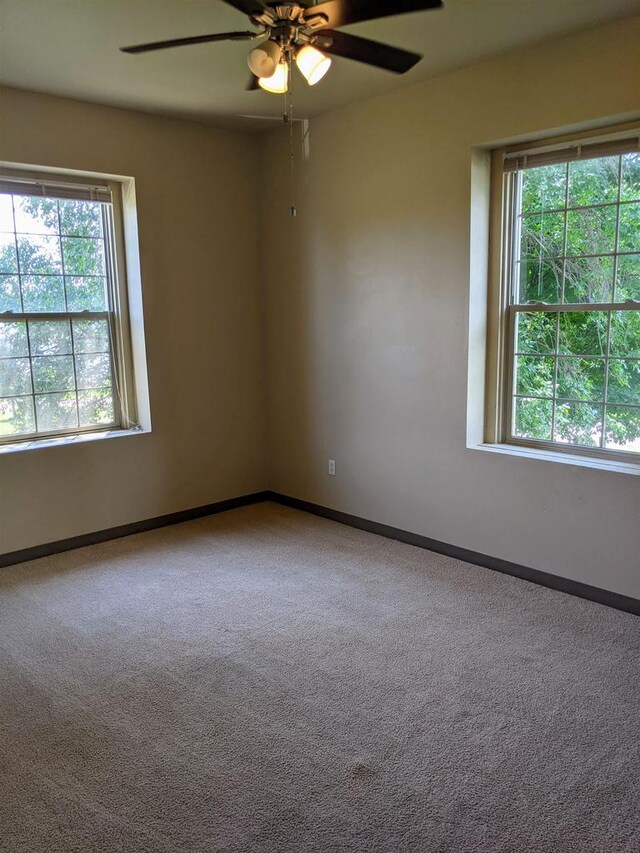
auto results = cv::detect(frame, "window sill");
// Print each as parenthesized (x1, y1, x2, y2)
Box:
(0, 426, 150, 456)
(474, 442, 640, 475)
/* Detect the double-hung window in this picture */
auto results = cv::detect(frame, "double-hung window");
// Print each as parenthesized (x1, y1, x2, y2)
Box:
(492, 131, 640, 460)
(0, 171, 137, 445)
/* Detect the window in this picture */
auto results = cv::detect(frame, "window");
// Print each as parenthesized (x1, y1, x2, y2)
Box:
(490, 130, 640, 460)
(0, 170, 138, 445)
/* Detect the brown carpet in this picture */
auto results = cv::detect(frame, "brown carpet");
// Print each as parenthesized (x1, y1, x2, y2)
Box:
(1, 502, 639, 852)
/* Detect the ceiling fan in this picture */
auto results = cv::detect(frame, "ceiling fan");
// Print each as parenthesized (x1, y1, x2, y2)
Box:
(121, 0, 444, 94)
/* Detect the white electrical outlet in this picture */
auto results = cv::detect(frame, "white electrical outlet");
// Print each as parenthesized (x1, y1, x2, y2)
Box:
(328, 459, 336, 476)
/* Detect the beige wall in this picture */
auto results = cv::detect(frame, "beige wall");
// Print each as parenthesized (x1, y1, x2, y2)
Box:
(0, 88, 266, 553)
(262, 16, 640, 599)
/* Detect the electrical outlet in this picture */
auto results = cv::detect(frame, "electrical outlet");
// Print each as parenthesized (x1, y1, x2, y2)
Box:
(328, 459, 336, 476)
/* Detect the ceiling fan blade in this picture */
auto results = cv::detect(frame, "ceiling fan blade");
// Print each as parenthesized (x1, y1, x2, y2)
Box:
(316, 30, 421, 73)
(221, 0, 267, 16)
(246, 74, 261, 91)
(121, 31, 258, 54)
(305, 0, 442, 29)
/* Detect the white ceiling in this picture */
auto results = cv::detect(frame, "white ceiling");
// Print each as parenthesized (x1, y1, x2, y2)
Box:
(1, 0, 639, 131)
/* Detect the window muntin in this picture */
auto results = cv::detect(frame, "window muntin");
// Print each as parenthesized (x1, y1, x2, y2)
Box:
(0, 176, 133, 443)
(504, 147, 640, 456)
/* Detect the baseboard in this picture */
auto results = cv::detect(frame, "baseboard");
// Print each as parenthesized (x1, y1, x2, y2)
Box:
(266, 491, 640, 618)
(0, 491, 270, 570)
(3, 487, 638, 617)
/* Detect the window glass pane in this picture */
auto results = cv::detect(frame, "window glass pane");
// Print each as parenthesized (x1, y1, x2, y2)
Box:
(28, 319, 72, 356)
(35, 392, 78, 431)
(514, 355, 554, 397)
(32, 355, 75, 393)
(515, 312, 556, 354)
(604, 405, 640, 452)
(0, 357, 32, 396)
(566, 206, 617, 257)
(563, 255, 613, 303)
(618, 202, 640, 253)
(610, 311, 640, 357)
(513, 397, 552, 440)
(0, 195, 14, 231)
(0, 275, 21, 312)
(0, 233, 18, 274)
(521, 164, 566, 214)
(61, 237, 105, 276)
(558, 312, 607, 356)
(554, 402, 603, 447)
(621, 153, 640, 203)
(20, 275, 66, 313)
(72, 319, 109, 353)
(556, 357, 605, 402)
(518, 258, 562, 303)
(615, 254, 640, 302)
(65, 276, 107, 311)
(75, 353, 111, 389)
(520, 212, 564, 259)
(568, 156, 619, 207)
(0, 320, 28, 357)
(13, 196, 59, 235)
(17, 235, 63, 275)
(0, 397, 35, 436)
(78, 389, 114, 427)
(607, 359, 640, 405)
(58, 200, 103, 238)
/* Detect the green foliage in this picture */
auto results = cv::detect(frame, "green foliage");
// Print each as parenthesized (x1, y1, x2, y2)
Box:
(515, 154, 640, 451)
(62, 238, 105, 276)
(0, 397, 35, 436)
(32, 355, 75, 394)
(21, 275, 66, 312)
(0, 235, 18, 274)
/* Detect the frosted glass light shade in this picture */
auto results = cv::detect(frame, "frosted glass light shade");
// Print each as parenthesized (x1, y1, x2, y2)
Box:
(248, 40, 282, 78)
(296, 45, 331, 85)
(258, 62, 289, 94)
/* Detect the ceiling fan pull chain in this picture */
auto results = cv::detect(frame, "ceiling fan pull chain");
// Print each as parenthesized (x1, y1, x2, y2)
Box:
(287, 54, 297, 218)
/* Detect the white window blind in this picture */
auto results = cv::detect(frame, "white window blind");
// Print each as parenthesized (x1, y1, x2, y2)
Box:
(0, 175, 112, 204)
(503, 131, 640, 174)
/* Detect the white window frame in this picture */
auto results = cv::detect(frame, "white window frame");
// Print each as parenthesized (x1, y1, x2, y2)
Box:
(485, 124, 640, 465)
(0, 166, 144, 449)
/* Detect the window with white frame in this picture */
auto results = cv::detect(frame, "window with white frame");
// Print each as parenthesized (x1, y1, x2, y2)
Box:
(0, 171, 137, 445)
(493, 132, 640, 459)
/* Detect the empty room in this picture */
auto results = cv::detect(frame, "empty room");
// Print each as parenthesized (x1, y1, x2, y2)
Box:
(1, 1, 639, 851)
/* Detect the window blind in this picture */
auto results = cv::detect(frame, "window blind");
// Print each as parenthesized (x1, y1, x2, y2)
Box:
(503, 130, 640, 173)
(0, 174, 112, 203)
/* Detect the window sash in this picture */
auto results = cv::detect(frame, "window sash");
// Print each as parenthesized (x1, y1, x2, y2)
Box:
(504, 304, 639, 450)
(0, 309, 120, 443)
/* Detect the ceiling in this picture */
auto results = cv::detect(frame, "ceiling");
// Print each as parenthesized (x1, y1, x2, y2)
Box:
(1, 0, 639, 131)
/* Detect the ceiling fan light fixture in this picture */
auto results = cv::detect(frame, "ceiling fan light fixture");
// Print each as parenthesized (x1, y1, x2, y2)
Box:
(247, 39, 282, 78)
(295, 44, 332, 86)
(258, 60, 289, 94)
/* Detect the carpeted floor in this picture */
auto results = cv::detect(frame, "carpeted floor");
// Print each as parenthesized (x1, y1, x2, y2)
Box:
(1, 502, 639, 853)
